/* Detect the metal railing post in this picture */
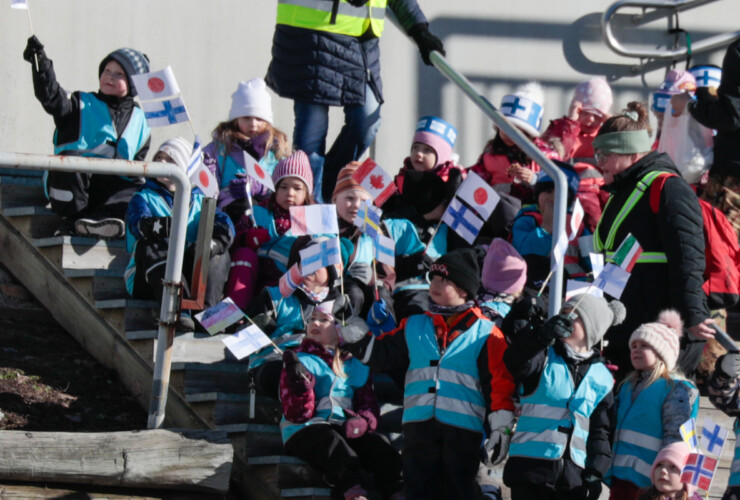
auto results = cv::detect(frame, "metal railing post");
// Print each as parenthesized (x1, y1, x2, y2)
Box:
(428, 51, 567, 316)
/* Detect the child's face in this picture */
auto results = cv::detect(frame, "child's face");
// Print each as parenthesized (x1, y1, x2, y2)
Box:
(410, 142, 437, 171)
(237, 116, 268, 139)
(429, 275, 467, 307)
(335, 189, 370, 223)
(630, 339, 659, 371)
(653, 460, 683, 495)
(153, 151, 177, 191)
(577, 110, 605, 134)
(276, 178, 308, 210)
(99, 60, 129, 98)
(302, 266, 329, 293)
(307, 310, 338, 348)
(537, 188, 555, 212)
(561, 309, 589, 352)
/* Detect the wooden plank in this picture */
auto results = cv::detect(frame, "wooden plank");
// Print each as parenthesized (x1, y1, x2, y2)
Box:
(3, 212, 62, 239)
(0, 429, 232, 493)
(0, 481, 226, 499)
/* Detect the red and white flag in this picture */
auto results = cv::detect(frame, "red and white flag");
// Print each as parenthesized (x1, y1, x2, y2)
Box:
(190, 163, 219, 199)
(131, 66, 181, 102)
(352, 158, 396, 207)
(455, 171, 500, 221)
(289, 205, 339, 236)
(279, 263, 304, 298)
(243, 151, 274, 192)
(569, 199, 584, 241)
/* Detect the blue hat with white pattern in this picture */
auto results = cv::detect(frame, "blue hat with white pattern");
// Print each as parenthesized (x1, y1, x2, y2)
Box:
(500, 82, 545, 138)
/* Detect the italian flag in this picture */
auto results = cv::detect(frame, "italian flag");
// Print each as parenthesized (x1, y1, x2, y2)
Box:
(612, 233, 643, 272)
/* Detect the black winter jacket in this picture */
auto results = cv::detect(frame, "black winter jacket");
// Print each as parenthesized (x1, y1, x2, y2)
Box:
(689, 39, 740, 178)
(502, 336, 614, 491)
(265, 0, 427, 107)
(595, 152, 708, 370)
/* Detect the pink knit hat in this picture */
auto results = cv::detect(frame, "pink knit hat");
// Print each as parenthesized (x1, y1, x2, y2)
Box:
(658, 69, 697, 95)
(629, 309, 683, 371)
(573, 77, 613, 118)
(273, 150, 313, 195)
(412, 116, 457, 167)
(481, 238, 527, 294)
(651, 441, 696, 495)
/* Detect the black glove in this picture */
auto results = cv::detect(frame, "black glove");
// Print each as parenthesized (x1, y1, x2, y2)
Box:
(443, 169, 464, 203)
(501, 295, 546, 341)
(572, 473, 603, 500)
(282, 349, 312, 392)
(138, 216, 171, 240)
(536, 313, 574, 345)
(23, 35, 46, 63)
(345, 0, 369, 5)
(409, 23, 445, 66)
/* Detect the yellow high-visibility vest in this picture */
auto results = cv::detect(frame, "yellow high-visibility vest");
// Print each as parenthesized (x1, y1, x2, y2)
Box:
(276, 0, 387, 38)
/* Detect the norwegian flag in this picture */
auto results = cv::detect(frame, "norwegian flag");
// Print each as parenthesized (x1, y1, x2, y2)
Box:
(352, 158, 397, 207)
(289, 205, 339, 236)
(442, 198, 484, 244)
(131, 66, 181, 102)
(243, 151, 274, 192)
(279, 263, 304, 298)
(611, 233, 643, 273)
(681, 453, 718, 491)
(353, 200, 382, 241)
(455, 171, 500, 221)
(190, 163, 219, 199)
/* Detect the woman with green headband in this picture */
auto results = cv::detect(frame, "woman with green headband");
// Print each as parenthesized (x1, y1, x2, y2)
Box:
(591, 101, 714, 381)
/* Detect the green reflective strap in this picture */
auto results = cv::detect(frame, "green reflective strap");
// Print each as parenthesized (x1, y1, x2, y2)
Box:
(605, 251, 667, 264)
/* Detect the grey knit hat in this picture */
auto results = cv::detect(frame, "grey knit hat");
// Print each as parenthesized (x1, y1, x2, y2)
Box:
(99, 48, 150, 97)
(563, 294, 626, 350)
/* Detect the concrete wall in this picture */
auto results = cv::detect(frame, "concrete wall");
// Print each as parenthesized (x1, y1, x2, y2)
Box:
(1, 0, 736, 173)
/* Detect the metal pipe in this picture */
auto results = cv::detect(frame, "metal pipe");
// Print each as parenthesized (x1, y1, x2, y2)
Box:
(602, 0, 740, 59)
(428, 51, 567, 316)
(0, 152, 190, 429)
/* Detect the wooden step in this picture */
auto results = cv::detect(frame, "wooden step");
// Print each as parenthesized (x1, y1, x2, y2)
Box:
(280, 488, 332, 500)
(188, 393, 281, 427)
(2, 205, 61, 239)
(174, 361, 251, 395)
(96, 299, 158, 333)
(132, 335, 232, 365)
(34, 236, 128, 276)
(217, 423, 284, 457)
(0, 179, 45, 209)
(248, 456, 326, 491)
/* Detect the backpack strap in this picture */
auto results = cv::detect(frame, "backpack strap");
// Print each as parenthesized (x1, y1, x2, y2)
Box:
(648, 172, 679, 214)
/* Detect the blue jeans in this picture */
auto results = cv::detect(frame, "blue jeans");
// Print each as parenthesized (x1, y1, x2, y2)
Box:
(293, 85, 382, 202)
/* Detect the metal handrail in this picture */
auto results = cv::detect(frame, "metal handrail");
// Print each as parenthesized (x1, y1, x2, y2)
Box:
(602, 0, 740, 59)
(0, 152, 190, 429)
(429, 51, 567, 317)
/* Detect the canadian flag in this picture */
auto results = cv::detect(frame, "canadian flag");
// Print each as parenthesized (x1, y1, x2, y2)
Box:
(455, 171, 500, 221)
(243, 151, 274, 192)
(131, 66, 181, 102)
(352, 158, 397, 207)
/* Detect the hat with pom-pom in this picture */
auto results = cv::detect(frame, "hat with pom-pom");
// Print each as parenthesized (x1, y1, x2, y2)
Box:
(413, 116, 458, 167)
(629, 309, 683, 370)
(500, 82, 545, 138)
(481, 238, 527, 295)
(689, 65, 722, 89)
(573, 77, 613, 118)
(562, 294, 626, 350)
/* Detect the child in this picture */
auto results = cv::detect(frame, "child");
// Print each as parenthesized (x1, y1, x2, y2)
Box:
(23, 37, 152, 238)
(225, 150, 314, 310)
(280, 301, 404, 500)
(478, 238, 527, 327)
(707, 352, 740, 500)
(636, 441, 700, 500)
(125, 137, 235, 330)
(606, 310, 700, 500)
(503, 294, 624, 500)
(468, 82, 559, 204)
(339, 249, 516, 499)
(203, 78, 290, 222)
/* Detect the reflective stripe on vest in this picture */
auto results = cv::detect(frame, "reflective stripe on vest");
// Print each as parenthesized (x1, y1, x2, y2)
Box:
(401, 314, 492, 433)
(593, 170, 667, 255)
(730, 419, 740, 486)
(280, 352, 370, 442)
(54, 92, 149, 160)
(509, 347, 613, 467)
(276, 0, 386, 37)
(603, 251, 668, 264)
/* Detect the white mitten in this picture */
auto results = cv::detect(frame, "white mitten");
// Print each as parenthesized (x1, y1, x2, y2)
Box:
(485, 409, 515, 465)
(338, 316, 370, 344)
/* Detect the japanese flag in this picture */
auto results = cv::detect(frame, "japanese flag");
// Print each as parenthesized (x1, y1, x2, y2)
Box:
(131, 66, 181, 102)
(243, 151, 274, 192)
(190, 163, 219, 199)
(352, 158, 397, 207)
(455, 171, 500, 221)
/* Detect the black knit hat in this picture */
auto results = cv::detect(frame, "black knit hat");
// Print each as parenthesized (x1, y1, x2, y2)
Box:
(99, 48, 150, 97)
(429, 248, 481, 299)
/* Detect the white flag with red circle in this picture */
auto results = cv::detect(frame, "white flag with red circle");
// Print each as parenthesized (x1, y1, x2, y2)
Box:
(190, 163, 219, 199)
(243, 151, 274, 192)
(131, 66, 181, 102)
(455, 171, 500, 221)
(351, 158, 396, 207)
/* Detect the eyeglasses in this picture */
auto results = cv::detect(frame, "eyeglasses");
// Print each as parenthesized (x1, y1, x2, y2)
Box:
(594, 150, 612, 165)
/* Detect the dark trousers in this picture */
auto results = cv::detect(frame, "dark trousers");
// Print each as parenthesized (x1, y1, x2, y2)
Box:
(285, 424, 403, 499)
(510, 484, 575, 500)
(402, 420, 482, 500)
(46, 172, 140, 219)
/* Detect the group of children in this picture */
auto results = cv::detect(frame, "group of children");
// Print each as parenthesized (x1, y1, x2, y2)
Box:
(23, 35, 740, 500)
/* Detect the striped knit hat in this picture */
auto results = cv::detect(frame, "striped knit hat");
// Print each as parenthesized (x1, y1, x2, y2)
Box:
(273, 150, 313, 195)
(629, 309, 683, 371)
(332, 162, 367, 201)
(99, 48, 150, 97)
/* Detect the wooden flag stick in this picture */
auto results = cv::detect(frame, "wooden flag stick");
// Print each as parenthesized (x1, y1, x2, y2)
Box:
(537, 270, 554, 297)
(371, 256, 380, 301)
(245, 178, 258, 226)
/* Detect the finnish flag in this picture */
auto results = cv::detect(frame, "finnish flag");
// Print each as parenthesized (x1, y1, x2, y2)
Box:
(141, 97, 190, 128)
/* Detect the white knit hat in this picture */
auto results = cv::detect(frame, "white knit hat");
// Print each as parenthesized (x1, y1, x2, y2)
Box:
(156, 137, 192, 172)
(629, 309, 684, 371)
(500, 82, 545, 138)
(228, 78, 273, 123)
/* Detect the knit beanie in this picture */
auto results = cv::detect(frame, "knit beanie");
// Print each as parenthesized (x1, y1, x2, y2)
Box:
(500, 82, 545, 138)
(412, 116, 458, 167)
(273, 150, 313, 195)
(429, 248, 481, 300)
(653, 70, 697, 113)
(629, 309, 684, 371)
(651, 441, 696, 495)
(99, 48, 150, 97)
(481, 238, 527, 294)
(689, 64, 722, 89)
(228, 78, 273, 123)
(332, 162, 367, 201)
(156, 137, 192, 172)
(534, 160, 581, 207)
(572, 77, 613, 118)
(563, 295, 626, 350)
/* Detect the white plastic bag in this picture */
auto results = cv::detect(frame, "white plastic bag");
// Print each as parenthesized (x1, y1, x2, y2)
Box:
(658, 110, 714, 184)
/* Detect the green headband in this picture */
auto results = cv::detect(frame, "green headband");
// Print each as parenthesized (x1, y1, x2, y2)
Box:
(592, 130, 652, 154)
